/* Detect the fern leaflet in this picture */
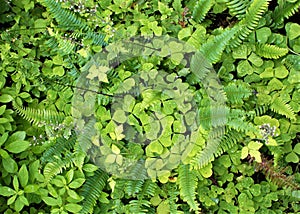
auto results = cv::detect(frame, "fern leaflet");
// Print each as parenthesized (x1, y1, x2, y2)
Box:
(255, 44, 288, 59)
(270, 95, 296, 120)
(13, 102, 65, 126)
(192, 0, 214, 23)
(80, 169, 109, 214)
(230, 0, 271, 47)
(200, 26, 239, 64)
(178, 164, 199, 211)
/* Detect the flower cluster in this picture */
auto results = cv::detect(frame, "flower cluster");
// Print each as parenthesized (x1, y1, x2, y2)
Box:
(259, 123, 277, 143)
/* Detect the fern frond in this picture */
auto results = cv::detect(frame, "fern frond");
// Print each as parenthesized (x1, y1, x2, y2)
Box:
(246, 105, 268, 119)
(230, 0, 271, 47)
(200, 26, 239, 64)
(215, 130, 245, 157)
(128, 199, 151, 214)
(192, 0, 214, 23)
(190, 51, 211, 80)
(178, 164, 199, 211)
(270, 95, 296, 120)
(225, 0, 251, 19)
(41, 131, 77, 164)
(272, 0, 300, 29)
(125, 180, 145, 197)
(43, 153, 74, 182)
(40, 0, 88, 31)
(13, 102, 65, 126)
(198, 105, 229, 129)
(255, 44, 288, 59)
(191, 135, 222, 169)
(128, 180, 157, 214)
(227, 109, 259, 133)
(166, 183, 179, 213)
(224, 82, 252, 105)
(80, 169, 109, 214)
(55, 36, 76, 55)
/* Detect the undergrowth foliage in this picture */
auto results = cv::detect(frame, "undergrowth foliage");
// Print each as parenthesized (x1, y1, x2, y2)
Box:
(0, 0, 300, 213)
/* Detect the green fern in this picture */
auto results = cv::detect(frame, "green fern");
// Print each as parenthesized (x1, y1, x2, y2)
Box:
(215, 130, 245, 157)
(128, 180, 157, 214)
(41, 0, 106, 54)
(43, 153, 74, 182)
(178, 164, 199, 211)
(230, 0, 271, 47)
(272, 0, 300, 29)
(166, 183, 179, 213)
(125, 180, 145, 197)
(40, 0, 88, 31)
(200, 26, 239, 64)
(191, 135, 222, 169)
(192, 0, 214, 23)
(270, 95, 296, 120)
(224, 82, 252, 105)
(225, 0, 251, 20)
(255, 44, 289, 59)
(198, 105, 229, 129)
(41, 132, 77, 164)
(13, 102, 65, 126)
(80, 169, 109, 214)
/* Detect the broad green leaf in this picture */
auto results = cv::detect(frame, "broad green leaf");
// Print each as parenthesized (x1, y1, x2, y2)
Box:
(65, 203, 82, 213)
(82, 164, 98, 172)
(178, 27, 192, 40)
(65, 169, 74, 184)
(67, 189, 81, 200)
(237, 60, 253, 77)
(3, 157, 18, 173)
(42, 196, 58, 206)
(0, 186, 16, 196)
(19, 195, 29, 206)
(274, 65, 289, 79)
(86, 65, 109, 83)
(112, 109, 127, 123)
(249, 150, 261, 163)
(248, 141, 263, 150)
(18, 164, 29, 188)
(5, 140, 30, 153)
(15, 196, 25, 212)
(0, 94, 13, 103)
(285, 151, 299, 163)
(7, 195, 17, 205)
(286, 22, 300, 40)
(0, 105, 6, 115)
(24, 184, 39, 193)
(6, 131, 26, 144)
(294, 143, 300, 154)
(146, 141, 164, 156)
(256, 27, 271, 43)
(53, 66, 65, 76)
(105, 154, 116, 163)
(0, 132, 8, 146)
(13, 176, 19, 191)
(241, 147, 249, 159)
(248, 53, 263, 67)
(69, 178, 85, 189)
